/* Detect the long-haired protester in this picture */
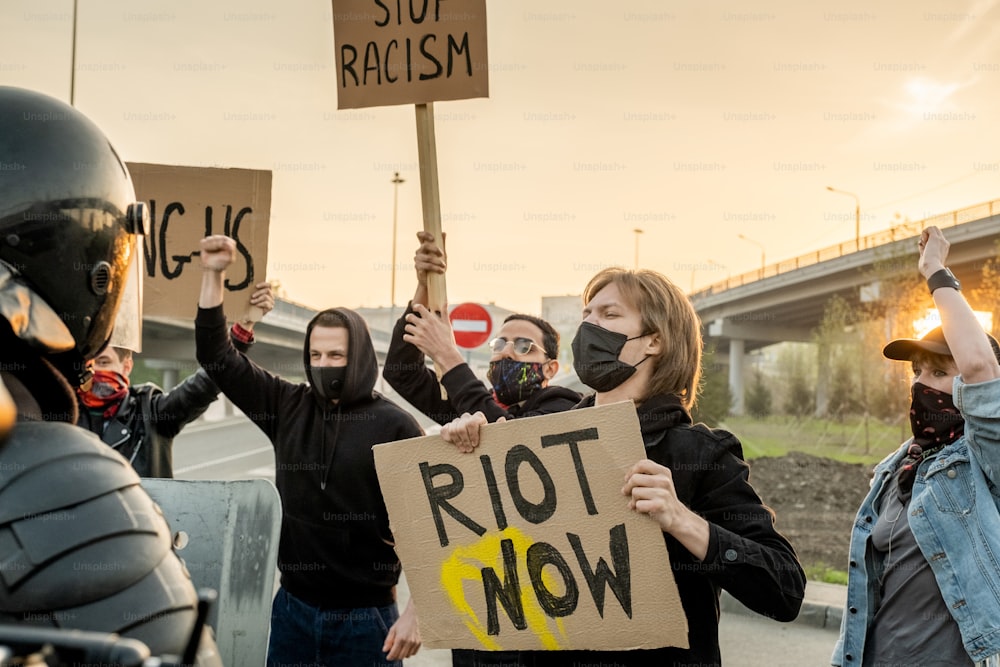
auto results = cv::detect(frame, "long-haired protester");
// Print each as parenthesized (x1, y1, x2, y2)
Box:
(440, 265, 805, 666)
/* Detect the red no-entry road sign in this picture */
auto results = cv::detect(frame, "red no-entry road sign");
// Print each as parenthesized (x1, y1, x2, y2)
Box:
(450, 302, 492, 349)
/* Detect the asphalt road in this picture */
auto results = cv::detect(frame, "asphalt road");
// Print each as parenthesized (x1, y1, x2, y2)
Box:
(172, 416, 839, 667)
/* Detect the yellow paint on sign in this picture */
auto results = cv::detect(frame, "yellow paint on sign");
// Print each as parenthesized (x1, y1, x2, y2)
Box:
(440, 527, 569, 650)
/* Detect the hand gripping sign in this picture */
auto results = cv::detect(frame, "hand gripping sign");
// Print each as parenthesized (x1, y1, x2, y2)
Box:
(373, 401, 688, 651)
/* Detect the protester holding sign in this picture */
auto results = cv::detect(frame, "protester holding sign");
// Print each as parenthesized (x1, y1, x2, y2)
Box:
(384, 231, 581, 428)
(76, 282, 273, 478)
(195, 235, 424, 666)
(385, 231, 582, 666)
(441, 266, 805, 666)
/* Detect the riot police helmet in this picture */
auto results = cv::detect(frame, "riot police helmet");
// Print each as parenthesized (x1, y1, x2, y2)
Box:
(0, 86, 147, 375)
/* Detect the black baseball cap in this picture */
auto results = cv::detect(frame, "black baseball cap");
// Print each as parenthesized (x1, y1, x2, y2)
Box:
(883, 325, 1000, 363)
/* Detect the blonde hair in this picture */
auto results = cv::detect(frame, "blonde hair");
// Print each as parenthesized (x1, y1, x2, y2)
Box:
(582, 267, 702, 408)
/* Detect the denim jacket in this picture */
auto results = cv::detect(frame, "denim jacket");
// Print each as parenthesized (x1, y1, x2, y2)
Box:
(833, 376, 1000, 666)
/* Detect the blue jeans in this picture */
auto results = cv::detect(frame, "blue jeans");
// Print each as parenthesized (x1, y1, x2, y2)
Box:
(266, 586, 401, 667)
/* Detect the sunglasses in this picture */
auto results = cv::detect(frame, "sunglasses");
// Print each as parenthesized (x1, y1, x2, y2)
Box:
(489, 337, 547, 357)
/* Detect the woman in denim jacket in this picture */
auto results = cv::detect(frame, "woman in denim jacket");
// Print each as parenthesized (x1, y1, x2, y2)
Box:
(832, 225, 1000, 667)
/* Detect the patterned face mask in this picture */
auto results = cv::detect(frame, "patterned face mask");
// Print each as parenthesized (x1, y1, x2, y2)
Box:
(487, 359, 547, 407)
(909, 382, 964, 448)
(899, 382, 965, 495)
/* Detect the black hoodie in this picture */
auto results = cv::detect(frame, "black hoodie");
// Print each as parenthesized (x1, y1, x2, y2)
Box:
(196, 305, 423, 608)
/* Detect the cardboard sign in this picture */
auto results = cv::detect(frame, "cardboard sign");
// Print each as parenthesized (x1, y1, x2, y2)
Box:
(373, 401, 688, 651)
(126, 163, 271, 321)
(332, 0, 489, 109)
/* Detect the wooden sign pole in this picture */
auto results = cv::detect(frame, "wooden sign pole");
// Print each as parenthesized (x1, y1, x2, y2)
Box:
(415, 102, 447, 314)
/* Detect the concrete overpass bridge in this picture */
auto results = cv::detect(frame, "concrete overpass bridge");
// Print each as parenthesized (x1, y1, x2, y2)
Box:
(690, 198, 1000, 414)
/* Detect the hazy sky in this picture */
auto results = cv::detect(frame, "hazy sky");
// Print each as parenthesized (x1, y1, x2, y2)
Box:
(3, 0, 999, 315)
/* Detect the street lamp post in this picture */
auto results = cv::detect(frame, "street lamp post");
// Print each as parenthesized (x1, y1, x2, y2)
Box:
(826, 186, 861, 251)
(737, 233, 766, 275)
(389, 172, 405, 325)
(633, 228, 643, 269)
(70, 0, 79, 105)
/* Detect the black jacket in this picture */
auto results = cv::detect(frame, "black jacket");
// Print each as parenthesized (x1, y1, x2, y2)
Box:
(77, 369, 218, 478)
(383, 302, 581, 425)
(553, 394, 804, 667)
(456, 394, 806, 667)
(196, 305, 423, 609)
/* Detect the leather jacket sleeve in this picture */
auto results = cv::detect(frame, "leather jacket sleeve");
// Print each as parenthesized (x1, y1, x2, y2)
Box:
(147, 368, 219, 439)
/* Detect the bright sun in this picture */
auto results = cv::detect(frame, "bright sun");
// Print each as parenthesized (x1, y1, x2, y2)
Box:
(901, 77, 961, 117)
(913, 308, 993, 339)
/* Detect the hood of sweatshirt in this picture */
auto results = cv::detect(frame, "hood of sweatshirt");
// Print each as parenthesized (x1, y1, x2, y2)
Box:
(302, 308, 378, 408)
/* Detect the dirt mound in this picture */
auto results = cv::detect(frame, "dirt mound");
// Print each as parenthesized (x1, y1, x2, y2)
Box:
(747, 452, 874, 572)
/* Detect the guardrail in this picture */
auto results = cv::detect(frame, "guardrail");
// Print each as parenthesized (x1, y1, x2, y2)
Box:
(691, 198, 1000, 299)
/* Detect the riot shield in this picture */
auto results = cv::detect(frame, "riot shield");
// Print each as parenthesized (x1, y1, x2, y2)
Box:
(144, 479, 281, 667)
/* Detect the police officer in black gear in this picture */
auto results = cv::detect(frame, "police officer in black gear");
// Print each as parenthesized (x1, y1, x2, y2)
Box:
(0, 86, 220, 666)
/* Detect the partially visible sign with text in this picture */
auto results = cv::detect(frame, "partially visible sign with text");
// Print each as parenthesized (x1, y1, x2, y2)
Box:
(126, 162, 271, 320)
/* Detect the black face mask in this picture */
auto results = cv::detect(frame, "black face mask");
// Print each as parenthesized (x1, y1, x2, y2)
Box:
(571, 321, 649, 393)
(310, 365, 347, 402)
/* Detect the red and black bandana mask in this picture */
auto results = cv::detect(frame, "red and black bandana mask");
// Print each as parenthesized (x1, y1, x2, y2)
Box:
(77, 369, 130, 418)
(899, 382, 964, 495)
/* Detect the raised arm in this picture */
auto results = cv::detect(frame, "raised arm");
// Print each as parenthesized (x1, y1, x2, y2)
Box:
(403, 303, 465, 374)
(231, 281, 275, 352)
(196, 235, 288, 442)
(919, 226, 1000, 385)
(199, 235, 233, 309)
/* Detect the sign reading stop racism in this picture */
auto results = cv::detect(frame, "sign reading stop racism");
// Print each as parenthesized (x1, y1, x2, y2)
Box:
(449, 302, 492, 349)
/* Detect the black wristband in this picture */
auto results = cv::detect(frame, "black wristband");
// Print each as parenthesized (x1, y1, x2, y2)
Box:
(927, 268, 961, 295)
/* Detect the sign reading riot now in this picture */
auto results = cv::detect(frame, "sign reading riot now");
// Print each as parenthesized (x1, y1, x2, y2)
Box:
(126, 163, 271, 320)
(332, 0, 489, 110)
(373, 402, 689, 651)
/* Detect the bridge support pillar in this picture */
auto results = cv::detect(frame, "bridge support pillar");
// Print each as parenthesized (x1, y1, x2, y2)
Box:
(729, 338, 745, 415)
(162, 367, 179, 391)
(815, 342, 830, 417)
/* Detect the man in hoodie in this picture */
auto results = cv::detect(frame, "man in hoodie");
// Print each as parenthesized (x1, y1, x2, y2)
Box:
(195, 235, 424, 667)
(384, 231, 581, 426)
